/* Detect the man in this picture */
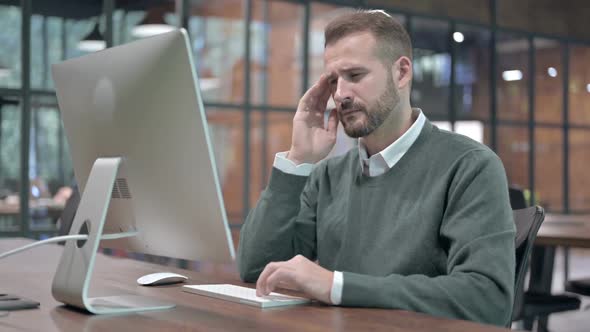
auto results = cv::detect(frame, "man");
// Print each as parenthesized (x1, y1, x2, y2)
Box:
(238, 9, 515, 327)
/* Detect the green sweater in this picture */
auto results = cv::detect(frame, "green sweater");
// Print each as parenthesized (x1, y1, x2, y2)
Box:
(238, 120, 515, 327)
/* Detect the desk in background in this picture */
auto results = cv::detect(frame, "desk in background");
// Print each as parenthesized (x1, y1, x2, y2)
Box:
(0, 238, 510, 332)
(0, 201, 65, 235)
(536, 213, 590, 249)
(0, 200, 65, 218)
(523, 213, 590, 330)
(529, 213, 590, 294)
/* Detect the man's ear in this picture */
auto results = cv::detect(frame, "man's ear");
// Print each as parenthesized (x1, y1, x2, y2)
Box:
(394, 56, 412, 89)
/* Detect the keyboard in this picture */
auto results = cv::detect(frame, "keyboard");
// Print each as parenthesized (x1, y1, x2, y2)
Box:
(182, 284, 311, 308)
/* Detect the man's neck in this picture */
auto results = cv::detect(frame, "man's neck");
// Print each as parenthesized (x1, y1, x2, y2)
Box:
(361, 106, 415, 157)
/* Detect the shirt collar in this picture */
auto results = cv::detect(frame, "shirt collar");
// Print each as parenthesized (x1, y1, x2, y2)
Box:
(358, 108, 426, 174)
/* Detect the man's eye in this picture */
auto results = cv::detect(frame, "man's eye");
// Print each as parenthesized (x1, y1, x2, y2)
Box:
(329, 79, 337, 85)
(350, 73, 362, 81)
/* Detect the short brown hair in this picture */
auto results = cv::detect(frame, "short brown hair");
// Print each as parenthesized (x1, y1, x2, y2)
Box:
(324, 9, 412, 64)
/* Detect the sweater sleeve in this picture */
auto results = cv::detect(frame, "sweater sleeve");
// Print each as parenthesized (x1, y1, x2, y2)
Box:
(238, 166, 321, 282)
(340, 150, 516, 327)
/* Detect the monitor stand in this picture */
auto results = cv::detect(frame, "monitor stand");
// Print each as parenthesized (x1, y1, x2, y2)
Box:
(51, 157, 175, 314)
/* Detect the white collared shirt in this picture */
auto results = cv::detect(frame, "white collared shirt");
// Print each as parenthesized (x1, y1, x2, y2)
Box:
(272, 108, 426, 305)
(358, 109, 425, 177)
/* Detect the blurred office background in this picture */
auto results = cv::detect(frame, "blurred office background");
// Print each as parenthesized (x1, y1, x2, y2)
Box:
(1, 0, 590, 267)
(1, 0, 590, 329)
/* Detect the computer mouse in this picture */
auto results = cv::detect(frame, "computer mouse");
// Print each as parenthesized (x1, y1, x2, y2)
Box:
(137, 272, 188, 286)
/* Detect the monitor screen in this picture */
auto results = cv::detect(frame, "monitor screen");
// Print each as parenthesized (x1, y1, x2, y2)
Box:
(52, 29, 235, 263)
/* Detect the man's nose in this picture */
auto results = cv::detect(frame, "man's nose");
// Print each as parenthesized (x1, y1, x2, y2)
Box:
(333, 79, 353, 106)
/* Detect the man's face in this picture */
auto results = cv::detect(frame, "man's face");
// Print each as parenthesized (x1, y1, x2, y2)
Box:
(324, 32, 400, 138)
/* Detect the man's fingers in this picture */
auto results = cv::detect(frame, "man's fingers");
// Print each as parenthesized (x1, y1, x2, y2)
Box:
(256, 262, 280, 297)
(299, 75, 331, 112)
(256, 255, 333, 303)
(326, 108, 339, 134)
(313, 85, 332, 113)
(300, 75, 324, 100)
(265, 267, 296, 295)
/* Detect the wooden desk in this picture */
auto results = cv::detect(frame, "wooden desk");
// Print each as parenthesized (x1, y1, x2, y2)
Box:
(528, 213, 590, 298)
(0, 238, 510, 332)
(535, 213, 590, 248)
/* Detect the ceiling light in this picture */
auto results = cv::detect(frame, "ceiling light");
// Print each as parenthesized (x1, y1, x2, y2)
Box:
(502, 70, 523, 81)
(453, 32, 464, 43)
(78, 22, 106, 52)
(547, 67, 557, 77)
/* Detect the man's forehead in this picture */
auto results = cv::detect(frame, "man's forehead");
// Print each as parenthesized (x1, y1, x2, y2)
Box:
(323, 32, 378, 73)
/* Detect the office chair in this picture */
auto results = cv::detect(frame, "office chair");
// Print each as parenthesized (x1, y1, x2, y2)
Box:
(565, 278, 590, 298)
(509, 189, 581, 331)
(511, 206, 546, 325)
(509, 186, 528, 210)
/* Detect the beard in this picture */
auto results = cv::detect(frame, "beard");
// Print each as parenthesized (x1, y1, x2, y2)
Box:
(340, 75, 400, 138)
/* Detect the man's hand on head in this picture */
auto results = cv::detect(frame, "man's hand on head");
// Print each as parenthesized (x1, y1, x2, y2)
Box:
(288, 74, 339, 165)
(255, 255, 334, 304)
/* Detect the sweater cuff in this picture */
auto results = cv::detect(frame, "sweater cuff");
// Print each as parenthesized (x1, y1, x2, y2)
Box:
(268, 166, 309, 193)
(341, 271, 384, 306)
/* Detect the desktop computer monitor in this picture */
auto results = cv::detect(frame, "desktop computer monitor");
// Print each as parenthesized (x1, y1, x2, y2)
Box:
(50, 29, 235, 314)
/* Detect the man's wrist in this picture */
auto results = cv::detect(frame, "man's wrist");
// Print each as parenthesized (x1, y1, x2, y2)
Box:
(330, 271, 343, 305)
(286, 150, 307, 165)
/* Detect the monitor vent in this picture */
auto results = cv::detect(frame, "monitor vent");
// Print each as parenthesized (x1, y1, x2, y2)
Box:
(111, 185, 120, 198)
(116, 178, 131, 199)
(111, 178, 132, 199)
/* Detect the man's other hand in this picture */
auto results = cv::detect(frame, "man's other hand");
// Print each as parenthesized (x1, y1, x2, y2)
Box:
(255, 255, 334, 304)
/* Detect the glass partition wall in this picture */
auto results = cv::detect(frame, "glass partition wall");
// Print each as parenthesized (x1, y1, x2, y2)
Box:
(2, 0, 590, 241)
